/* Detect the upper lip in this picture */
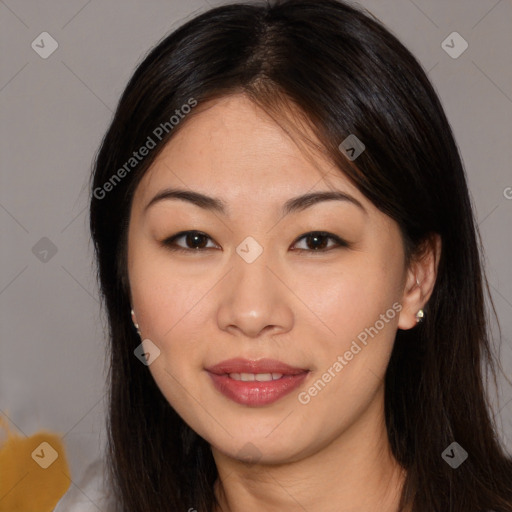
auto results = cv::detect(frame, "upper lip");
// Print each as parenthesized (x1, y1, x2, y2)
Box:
(206, 358, 308, 375)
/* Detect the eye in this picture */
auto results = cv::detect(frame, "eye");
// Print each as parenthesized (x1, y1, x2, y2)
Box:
(161, 231, 219, 252)
(290, 231, 349, 252)
(161, 230, 349, 254)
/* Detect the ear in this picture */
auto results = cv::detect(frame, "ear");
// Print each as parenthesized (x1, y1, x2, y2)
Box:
(398, 233, 442, 330)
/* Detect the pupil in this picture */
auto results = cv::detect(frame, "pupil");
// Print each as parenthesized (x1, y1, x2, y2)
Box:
(308, 234, 326, 250)
(188, 232, 207, 249)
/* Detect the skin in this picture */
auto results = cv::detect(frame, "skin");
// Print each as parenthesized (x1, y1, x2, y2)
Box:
(127, 93, 440, 512)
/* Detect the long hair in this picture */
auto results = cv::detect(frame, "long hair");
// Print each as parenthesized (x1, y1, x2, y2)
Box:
(89, 1, 512, 510)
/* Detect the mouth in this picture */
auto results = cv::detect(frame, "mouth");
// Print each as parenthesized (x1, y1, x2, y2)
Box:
(205, 358, 310, 406)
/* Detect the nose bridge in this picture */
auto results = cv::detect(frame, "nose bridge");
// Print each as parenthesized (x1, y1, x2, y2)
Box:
(216, 236, 293, 337)
(231, 237, 276, 307)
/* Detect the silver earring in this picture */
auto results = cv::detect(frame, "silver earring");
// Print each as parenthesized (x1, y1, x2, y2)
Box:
(415, 309, 424, 323)
(131, 308, 141, 336)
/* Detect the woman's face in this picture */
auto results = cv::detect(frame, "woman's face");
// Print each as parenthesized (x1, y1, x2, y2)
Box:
(127, 93, 414, 464)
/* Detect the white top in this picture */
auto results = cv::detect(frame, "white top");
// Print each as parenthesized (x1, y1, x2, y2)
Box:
(54, 458, 116, 512)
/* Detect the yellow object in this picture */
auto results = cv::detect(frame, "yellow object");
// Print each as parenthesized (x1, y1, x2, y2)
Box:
(0, 415, 71, 512)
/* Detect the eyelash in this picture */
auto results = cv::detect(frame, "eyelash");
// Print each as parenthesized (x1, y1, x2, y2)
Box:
(160, 230, 350, 254)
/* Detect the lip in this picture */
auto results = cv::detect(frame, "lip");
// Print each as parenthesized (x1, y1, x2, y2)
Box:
(206, 358, 308, 375)
(205, 358, 310, 407)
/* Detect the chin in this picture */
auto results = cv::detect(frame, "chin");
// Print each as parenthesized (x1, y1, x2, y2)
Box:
(206, 425, 315, 465)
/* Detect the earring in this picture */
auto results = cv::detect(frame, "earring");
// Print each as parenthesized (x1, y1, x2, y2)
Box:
(415, 309, 425, 323)
(131, 308, 141, 336)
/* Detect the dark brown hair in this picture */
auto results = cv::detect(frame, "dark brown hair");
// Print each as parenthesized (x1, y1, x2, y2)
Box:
(89, 1, 512, 510)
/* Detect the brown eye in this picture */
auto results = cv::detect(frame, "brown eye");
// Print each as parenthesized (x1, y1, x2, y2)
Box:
(291, 231, 349, 252)
(162, 231, 218, 252)
(161, 230, 349, 254)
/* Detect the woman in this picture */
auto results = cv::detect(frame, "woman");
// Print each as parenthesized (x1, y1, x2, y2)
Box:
(60, 0, 512, 510)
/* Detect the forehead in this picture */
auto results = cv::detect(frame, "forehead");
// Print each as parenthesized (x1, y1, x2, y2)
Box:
(133, 94, 364, 211)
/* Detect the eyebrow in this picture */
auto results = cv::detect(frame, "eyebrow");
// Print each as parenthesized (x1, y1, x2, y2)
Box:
(143, 187, 367, 216)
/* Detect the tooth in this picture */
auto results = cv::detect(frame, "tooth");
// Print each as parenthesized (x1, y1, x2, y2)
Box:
(254, 373, 273, 382)
(227, 372, 285, 381)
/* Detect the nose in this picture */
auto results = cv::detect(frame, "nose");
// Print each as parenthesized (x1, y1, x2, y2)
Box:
(216, 252, 294, 339)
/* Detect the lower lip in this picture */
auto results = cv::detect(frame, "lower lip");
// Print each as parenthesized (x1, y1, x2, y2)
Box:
(207, 371, 309, 406)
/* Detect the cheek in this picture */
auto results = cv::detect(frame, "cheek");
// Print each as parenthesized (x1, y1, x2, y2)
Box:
(128, 239, 204, 337)
(130, 260, 207, 405)
(128, 253, 219, 406)
(133, 272, 203, 343)
(296, 270, 401, 415)
(300, 258, 402, 344)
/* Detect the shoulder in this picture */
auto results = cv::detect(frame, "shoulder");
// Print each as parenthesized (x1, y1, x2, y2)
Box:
(54, 457, 116, 512)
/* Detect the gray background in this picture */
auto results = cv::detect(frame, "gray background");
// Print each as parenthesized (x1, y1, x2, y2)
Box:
(1, 0, 511, 503)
